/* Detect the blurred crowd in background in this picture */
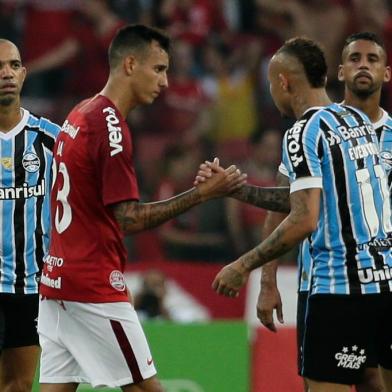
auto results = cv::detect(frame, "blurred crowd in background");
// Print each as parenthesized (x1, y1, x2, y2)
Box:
(2, 0, 392, 266)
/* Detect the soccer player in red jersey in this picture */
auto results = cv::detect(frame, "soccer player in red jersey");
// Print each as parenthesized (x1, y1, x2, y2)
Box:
(38, 24, 245, 392)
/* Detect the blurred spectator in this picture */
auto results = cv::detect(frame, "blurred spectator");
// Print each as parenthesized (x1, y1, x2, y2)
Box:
(256, 0, 350, 100)
(156, 143, 234, 262)
(141, 39, 210, 145)
(159, 0, 227, 48)
(22, 0, 125, 121)
(19, 0, 78, 101)
(134, 269, 171, 320)
(201, 37, 262, 160)
(226, 128, 282, 254)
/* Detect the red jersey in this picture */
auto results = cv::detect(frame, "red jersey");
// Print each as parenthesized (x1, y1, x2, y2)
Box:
(40, 95, 139, 302)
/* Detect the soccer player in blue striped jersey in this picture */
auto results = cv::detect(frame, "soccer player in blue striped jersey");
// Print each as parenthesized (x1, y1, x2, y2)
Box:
(212, 37, 392, 391)
(0, 39, 60, 391)
(255, 32, 392, 392)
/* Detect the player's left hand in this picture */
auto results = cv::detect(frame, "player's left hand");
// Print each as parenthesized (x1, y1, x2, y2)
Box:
(193, 159, 216, 185)
(212, 260, 249, 297)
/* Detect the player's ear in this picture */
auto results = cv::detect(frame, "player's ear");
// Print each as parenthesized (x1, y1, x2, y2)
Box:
(123, 55, 136, 76)
(384, 65, 391, 83)
(21, 66, 26, 83)
(337, 65, 344, 82)
(278, 73, 289, 92)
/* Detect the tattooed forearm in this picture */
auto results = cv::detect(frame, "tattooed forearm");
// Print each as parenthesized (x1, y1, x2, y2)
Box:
(238, 188, 318, 272)
(112, 188, 202, 234)
(232, 184, 290, 213)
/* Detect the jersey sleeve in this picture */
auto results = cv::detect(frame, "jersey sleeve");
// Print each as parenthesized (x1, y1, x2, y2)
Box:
(88, 106, 140, 206)
(282, 115, 323, 193)
(278, 161, 289, 177)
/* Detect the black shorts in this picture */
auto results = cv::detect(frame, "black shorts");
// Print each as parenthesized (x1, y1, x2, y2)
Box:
(0, 293, 39, 350)
(302, 293, 392, 385)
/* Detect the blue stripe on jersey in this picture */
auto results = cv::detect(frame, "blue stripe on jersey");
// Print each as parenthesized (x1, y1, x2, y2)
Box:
(1, 138, 16, 292)
(298, 109, 392, 294)
(282, 103, 392, 295)
(0, 109, 60, 293)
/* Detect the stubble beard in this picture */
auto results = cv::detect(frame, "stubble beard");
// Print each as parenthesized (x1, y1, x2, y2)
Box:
(0, 94, 16, 106)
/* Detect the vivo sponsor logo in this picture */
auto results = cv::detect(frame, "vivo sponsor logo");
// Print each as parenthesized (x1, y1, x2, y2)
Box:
(0, 179, 45, 200)
(41, 274, 62, 289)
(287, 119, 306, 167)
(348, 142, 378, 161)
(358, 266, 392, 284)
(335, 346, 366, 369)
(103, 107, 123, 156)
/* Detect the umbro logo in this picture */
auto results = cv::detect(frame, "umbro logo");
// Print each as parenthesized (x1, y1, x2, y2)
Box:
(147, 357, 153, 366)
(335, 345, 366, 369)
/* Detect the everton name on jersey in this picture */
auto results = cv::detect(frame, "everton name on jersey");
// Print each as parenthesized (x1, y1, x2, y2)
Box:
(0, 109, 60, 294)
(282, 103, 392, 295)
(40, 95, 140, 302)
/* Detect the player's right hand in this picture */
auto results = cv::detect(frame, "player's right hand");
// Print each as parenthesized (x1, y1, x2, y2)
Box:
(195, 159, 247, 199)
(256, 283, 284, 332)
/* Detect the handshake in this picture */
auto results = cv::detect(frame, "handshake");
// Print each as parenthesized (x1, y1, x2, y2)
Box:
(193, 157, 247, 201)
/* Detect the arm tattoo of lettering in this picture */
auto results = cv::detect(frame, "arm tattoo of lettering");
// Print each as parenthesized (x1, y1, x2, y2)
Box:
(240, 189, 312, 271)
(112, 188, 202, 234)
(232, 172, 290, 213)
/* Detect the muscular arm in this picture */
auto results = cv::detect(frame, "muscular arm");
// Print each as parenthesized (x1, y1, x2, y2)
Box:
(112, 164, 246, 234)
(260, 172, 290, 286)
(231, 184, 290, 213)
(240, 188, 320, 271)
(212, 187, 321, 297)
(111, 187, 203, 234)
(257, 173, 289, 330)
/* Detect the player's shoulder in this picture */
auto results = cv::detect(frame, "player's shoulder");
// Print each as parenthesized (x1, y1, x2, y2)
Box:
(73, 95, 123, 128)
(24, 108, 61, 138)
(376, 108, 392, 132)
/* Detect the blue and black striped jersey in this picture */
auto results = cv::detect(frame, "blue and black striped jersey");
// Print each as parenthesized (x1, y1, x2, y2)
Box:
(280, 108, 392, 293)
(282, 103, 392, 295)
(0, 108, 60, 294)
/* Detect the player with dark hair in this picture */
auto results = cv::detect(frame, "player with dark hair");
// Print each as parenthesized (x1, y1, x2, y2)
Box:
(0, 39, 60, 392)
(37, 24, 245, 392)
(212, 37, 392, 392)
(253, 31, 392, 392)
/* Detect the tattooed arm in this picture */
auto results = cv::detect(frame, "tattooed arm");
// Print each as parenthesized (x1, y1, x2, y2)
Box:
(231, 184, 290, 213)
(195, 161, 290, 213)
(111, 164, 246, 234)
(257, 172, 289, 331)
(212, 187, 320, 297)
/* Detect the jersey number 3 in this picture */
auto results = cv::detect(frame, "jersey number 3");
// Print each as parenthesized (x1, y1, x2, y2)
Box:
(52, 161, 72, 233)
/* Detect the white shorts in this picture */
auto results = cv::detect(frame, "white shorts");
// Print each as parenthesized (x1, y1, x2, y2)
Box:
(38, 298, 157, 388)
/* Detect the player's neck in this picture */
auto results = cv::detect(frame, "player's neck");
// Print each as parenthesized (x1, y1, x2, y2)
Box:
(100, 79, 135, 119)
(0, 101, 22, 133)
(293, 88, 332, 119)
(343, 91, 382, 123)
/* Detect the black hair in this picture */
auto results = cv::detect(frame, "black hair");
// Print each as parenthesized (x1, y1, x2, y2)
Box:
(277, 37, 327, 88)
(342, 32, 387, 62)
(108, 24, 170, 69)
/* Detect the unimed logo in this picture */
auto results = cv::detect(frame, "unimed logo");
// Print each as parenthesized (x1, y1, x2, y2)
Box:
(162, 379, 204, 392)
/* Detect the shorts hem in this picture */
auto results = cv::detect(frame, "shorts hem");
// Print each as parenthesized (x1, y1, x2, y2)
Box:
(91, 369, 157, 388)
(303, 373, 358, 386)
(40, 376, 89, 384)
